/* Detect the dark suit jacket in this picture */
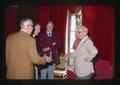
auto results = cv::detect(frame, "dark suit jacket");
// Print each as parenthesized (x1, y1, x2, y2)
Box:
(39, 32, 61, 65)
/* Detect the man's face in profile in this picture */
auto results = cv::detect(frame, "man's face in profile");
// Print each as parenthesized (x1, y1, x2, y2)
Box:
(21, 20, 33, 35)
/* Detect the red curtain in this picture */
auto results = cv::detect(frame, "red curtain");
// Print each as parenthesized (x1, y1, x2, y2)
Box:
(82, 6, 114, 65)
(38, 6, 76, 53)
(38, 6, 50, 32)
(18, 5, 40, 24)
(5, 5, 114, 65)
(5, 6, 18, 38)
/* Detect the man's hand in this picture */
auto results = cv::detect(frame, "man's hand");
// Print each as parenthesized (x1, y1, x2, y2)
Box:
(44, 54, 52, 63)
(52, 42, 56, 46)
(43, 47, 50, 51)
(64, 53, 69, 61)
(85, 57, 91, 62)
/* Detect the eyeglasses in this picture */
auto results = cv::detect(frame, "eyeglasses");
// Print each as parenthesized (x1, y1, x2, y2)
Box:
(76, 31, 87, 35)
(23, 24, 33, 27)
(27, 24, 33, 27)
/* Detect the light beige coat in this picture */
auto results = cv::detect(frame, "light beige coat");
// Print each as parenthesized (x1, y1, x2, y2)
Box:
(6, 31, 45, 79)
(74, 36, 98, 77)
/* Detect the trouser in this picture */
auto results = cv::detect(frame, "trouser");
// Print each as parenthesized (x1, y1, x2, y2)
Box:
(76, 73, 94, 79)
(35, 65, 39, 79)
(40, 64, 55, 79)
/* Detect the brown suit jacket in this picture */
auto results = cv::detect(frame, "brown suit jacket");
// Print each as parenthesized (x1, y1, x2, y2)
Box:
(6, 31, 45, 79)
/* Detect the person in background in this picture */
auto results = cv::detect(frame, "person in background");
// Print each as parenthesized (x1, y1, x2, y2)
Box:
(5, 18, 51, 79)
(39, 20, 61, 79)
(32, 23, 41, 79)
(74, 25, 98, 79)
(32, 23, 40, 38)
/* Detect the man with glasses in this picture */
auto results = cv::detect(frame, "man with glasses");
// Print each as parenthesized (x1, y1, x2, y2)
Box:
(6, 18, 51, 79)
(74, 26, 98, 79)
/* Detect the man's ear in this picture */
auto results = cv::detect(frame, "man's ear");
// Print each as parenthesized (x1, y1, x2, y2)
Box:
(20, 24, 23, 28)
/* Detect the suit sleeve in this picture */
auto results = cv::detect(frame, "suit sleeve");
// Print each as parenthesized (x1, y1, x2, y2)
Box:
(5, 35, 13, 67)
(56, 34, 61, 50)
(85, 40, 98, 62)
(29, 39, 46, 65)
(51, 34, 61, 50)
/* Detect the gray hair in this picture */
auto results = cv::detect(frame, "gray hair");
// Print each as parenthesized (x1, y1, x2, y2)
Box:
(20, 18, 33, 26)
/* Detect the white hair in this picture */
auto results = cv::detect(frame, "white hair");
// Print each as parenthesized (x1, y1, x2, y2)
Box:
(78, 25, 88, 35)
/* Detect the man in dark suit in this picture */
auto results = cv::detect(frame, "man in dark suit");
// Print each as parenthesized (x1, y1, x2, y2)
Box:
(39, 20, 61, 79)
(5, 18, 51, 79)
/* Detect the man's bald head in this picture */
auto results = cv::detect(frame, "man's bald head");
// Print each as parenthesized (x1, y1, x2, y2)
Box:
(77, 25, 89, 39)
(78, 25, 88, 34)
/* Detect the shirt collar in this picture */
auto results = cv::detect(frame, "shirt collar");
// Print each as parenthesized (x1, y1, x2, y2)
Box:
(80, 36, 88, 44)
(47, 32, 52, 34)
(21, 29, 29, 34)
(47, 32, 52, 35)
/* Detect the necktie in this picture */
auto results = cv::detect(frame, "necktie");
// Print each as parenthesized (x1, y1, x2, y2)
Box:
(49, 33, 51, 37)
(73, 37, 80, 50)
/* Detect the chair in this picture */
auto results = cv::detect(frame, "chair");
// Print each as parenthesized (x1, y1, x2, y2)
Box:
(94, 59, 113, 79)
(53, 56, 67, 79)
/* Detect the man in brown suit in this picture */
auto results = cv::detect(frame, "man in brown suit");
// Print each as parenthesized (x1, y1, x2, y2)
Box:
(5, 18, 51, 79)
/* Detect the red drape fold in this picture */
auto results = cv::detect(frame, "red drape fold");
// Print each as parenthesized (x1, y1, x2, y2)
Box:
(82, 6, 114, 65)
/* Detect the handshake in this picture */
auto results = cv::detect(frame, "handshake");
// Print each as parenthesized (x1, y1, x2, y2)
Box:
(44, 54, 52, 63)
